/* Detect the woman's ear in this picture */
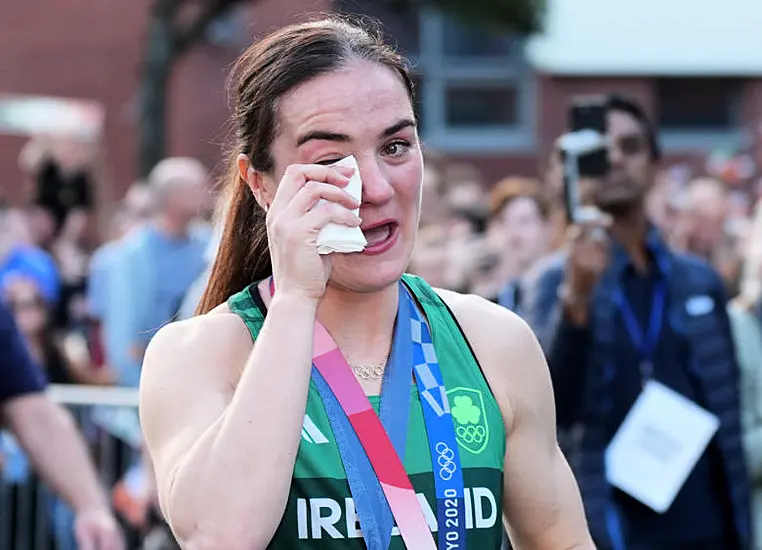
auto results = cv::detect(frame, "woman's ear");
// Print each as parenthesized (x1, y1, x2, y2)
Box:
(237, 154, 271, 210)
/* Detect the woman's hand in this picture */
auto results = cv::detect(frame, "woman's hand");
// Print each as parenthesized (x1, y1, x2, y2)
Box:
(266, 163, 360, 302)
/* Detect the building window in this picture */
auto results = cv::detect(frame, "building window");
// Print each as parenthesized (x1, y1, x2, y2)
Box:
(440, 17, 521, 59)
(444, 83, 518, 127)
(655, 77, 747, 151)
(657, 77, 745, 130)
(417, 10, 535, 152)
(335, 1, 535, 153)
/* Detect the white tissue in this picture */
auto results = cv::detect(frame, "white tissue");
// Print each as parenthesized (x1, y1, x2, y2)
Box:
(316, 155, 367, 254)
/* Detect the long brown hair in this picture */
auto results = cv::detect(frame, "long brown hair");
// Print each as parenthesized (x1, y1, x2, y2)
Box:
(196, 16, 415, 315)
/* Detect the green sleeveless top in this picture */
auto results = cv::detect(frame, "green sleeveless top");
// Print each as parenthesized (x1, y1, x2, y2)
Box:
(227, 274, 506, 549)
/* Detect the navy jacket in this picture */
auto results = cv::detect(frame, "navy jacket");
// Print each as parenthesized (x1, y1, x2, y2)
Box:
(522, 229, 752, 550)
(0, 300, 47, 405)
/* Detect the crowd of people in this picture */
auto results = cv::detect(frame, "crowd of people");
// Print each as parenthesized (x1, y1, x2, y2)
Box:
(1, 28, 762, 550)
(0, 140, 217, 548)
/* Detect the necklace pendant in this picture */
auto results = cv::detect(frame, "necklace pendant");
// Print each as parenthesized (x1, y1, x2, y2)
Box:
(352, 364, 385, 380)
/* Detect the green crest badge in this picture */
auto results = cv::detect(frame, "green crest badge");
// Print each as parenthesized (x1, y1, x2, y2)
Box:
(447, 386, 488, 454)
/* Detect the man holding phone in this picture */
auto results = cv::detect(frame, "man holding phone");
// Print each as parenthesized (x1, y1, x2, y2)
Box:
(523, 94, 751, 550)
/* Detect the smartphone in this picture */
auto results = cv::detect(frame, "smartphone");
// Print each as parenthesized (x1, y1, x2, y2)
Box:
(568, 96, 610, 178)
(563, 96, 610, 223)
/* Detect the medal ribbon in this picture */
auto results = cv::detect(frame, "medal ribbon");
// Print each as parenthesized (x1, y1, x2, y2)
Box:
(269, 279, 466, 548)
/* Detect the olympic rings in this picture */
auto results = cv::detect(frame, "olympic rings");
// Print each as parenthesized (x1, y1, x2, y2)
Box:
(436, 442, 457, 481)
(456, 425, 485, 444)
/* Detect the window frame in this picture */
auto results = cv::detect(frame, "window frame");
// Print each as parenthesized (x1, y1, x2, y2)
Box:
(414, 9, 536, 154)
(654, 76, 748, 153)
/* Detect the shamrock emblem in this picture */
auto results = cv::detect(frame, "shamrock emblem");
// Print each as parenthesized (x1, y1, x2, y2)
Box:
(451, 395, 481, 425)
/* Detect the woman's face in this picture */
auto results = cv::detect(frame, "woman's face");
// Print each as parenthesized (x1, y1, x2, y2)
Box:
(498, 197, 550, 271)
(4, 278, 47, 336)
(262, 60, 424, 292)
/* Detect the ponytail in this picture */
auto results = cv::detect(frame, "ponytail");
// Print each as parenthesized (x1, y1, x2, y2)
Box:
(196, 162, 272, 315)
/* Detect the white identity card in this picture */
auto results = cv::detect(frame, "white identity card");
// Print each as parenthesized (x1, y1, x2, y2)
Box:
(605, 380, 719, 513)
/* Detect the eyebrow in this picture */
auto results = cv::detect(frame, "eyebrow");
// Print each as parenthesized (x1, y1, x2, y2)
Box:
(380, 118, 417, 138)
(295, 118, 417, 148)
(296, 131, 350, 147)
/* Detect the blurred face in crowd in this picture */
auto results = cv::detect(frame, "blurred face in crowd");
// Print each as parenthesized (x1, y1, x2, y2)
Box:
(647, 175, 691, 242)
(419, 166, 445, 227)
(0, 208, 32, 256)
(682, 179, 729, 259)
(592, 109, 654, 214)
(25, 206, 58, 248)
(409, 231, 449, 288)
(124, 184, 154, 223)
(150, 159, 209, 227)
(728, 191, 751, 221)
(496, 196, 550, 272)
(165, 179, 207, 225)
(59, 208, 89, 243)
(445, 182, 488, 238)
(104, 184, 154, 241)
(4, 277, 48, 337)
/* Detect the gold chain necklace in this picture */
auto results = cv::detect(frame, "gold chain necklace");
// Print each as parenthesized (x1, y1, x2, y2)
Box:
(350, 357, 389, 381)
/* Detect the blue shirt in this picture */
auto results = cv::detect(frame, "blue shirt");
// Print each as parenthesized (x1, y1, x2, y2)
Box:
(496, 280, 522, 315)
(610, 254, 732, 545)
(87, 241, 121, 320)
(103, 225, 209, 387)
(0, 301, 46, 404)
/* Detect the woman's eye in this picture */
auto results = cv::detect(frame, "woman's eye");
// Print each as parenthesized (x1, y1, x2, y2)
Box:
(315, 158, 342, 166)
(383, 140, 411, 158)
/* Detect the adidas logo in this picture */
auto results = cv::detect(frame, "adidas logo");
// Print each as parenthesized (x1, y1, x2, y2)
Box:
(301, 414, 329, 445)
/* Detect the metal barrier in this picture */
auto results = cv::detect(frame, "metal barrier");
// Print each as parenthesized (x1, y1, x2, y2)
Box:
(0, 384, 145, 550)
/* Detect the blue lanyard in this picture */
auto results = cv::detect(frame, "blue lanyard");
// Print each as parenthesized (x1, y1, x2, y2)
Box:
(613, 281, 666, 383)
(406, 285, 467, 550)
(314, 282, 466, 549)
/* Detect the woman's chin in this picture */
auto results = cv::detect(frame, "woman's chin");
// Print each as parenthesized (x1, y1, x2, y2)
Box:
(329, 256, 409, 294)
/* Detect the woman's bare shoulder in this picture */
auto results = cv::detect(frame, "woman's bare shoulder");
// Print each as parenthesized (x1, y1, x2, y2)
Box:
(151, 303, 249, 349)
(142, 304, 254, 388)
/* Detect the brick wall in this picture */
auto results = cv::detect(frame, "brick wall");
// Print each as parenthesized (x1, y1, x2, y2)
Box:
(0, 0, 331, 205)
(0, 0, 150, 204)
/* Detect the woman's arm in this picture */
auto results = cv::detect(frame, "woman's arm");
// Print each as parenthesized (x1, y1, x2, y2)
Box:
(139, 292, 318, 550)
(3, 395, 123, 547)
(439, 290, 595, 550)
